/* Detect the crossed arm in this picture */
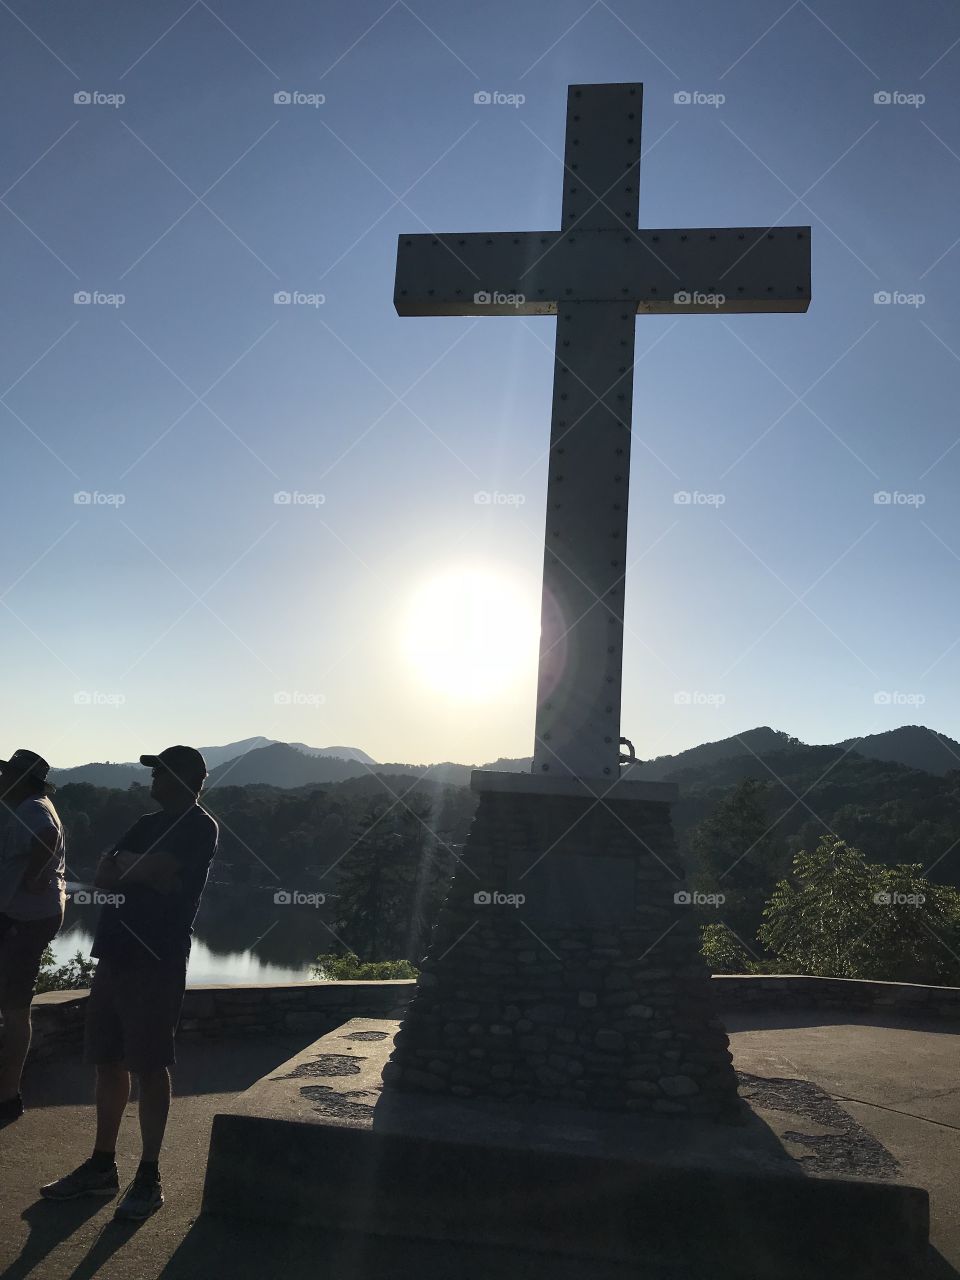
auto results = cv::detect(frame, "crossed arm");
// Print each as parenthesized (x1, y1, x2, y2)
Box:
(19, 826, 61, 894)
(95, 848, 182, 894)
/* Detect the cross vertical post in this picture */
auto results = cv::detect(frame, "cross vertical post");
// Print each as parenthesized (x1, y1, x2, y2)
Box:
(394, 82, 810, 785)
(535, 84, 644, 781)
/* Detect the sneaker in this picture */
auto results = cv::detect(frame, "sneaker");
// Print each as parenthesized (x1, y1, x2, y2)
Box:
(114, 1176, 164, 1222)
(0, 1094, 24, 1126)
(41, 1158, 120, 1200)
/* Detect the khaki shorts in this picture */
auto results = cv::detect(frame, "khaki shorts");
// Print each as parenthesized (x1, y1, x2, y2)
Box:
(0, 912, 63, 1008)
(84, 955, 187, 1074)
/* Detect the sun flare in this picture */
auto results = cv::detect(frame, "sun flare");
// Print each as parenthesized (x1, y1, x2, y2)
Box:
(402, 567, 539, 701)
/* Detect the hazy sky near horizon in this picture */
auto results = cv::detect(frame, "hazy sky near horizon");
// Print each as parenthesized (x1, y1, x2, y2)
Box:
(1, 0, 959, 768)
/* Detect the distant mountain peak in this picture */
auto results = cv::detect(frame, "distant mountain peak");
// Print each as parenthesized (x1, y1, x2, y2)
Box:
(629, 727, 803, 781)
(835, 725, 960, 776)
(205, 742, 380, 789)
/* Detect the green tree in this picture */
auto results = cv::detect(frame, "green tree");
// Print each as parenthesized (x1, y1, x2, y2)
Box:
(758, 835, 960, 983)
(700, 923, 756, 973)
(687, 779, 784, 937)
(36, 948, 97, 993)
(334, 793, 450, 961)
(313, 953, 418, 980)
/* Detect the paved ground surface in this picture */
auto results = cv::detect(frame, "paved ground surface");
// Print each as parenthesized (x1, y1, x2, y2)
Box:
(0, 1013, 957, 1279)
(726, 1010, 960, 1278)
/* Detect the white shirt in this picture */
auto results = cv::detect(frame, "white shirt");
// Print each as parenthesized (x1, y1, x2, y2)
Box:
(0, 795, 66, 921)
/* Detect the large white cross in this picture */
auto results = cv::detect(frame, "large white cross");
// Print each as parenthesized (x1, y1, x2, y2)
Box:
(395, 83, 810, 783)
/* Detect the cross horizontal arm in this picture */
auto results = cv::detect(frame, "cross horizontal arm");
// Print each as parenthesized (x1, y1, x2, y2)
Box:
(394, 227, 810, 316)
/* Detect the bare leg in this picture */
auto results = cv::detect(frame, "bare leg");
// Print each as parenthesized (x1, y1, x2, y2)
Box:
(0, 1005, 31, 1098)
(136, 1068, 171, 1163)
(94, 1063, 131, 1152)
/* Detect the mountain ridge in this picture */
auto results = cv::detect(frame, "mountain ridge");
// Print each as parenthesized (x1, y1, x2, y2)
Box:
(47, 725, 960, 791)
(49, 737, 377, 789)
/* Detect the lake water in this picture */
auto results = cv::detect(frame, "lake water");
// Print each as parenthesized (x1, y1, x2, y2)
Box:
(53, 883, 334, 985)
(50, 927, 318, 985)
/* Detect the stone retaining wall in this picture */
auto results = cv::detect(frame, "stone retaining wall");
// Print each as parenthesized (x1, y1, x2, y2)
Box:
(712, 973, 960, 1020)
(16, 981, 417, 1066)
(11, 974, 960, 1069)
(25, 991, 89, 1064)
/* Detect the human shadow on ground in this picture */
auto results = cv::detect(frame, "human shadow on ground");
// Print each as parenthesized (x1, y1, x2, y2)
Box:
(1, 1198, 131, 1280)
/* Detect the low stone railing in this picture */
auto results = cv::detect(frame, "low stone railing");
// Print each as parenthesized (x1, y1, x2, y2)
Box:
(20, 980, 417, 1065)
(712, 973, 960, 1020)
(176, 979, 414, 1039)
(13, 973, 960, 1067)
(25, 990, 90, 1063)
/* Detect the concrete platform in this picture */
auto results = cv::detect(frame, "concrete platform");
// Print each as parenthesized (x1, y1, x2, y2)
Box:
(470, 768, 679, 802)
(202, 1018, 930, 1279)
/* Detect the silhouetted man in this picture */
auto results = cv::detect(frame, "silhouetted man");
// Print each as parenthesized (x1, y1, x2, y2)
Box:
(0, 749, 66, 1125)
(41, 746, 217, 1220)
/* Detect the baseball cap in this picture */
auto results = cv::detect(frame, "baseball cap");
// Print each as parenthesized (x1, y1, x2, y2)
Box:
(140, 745, 208, 790)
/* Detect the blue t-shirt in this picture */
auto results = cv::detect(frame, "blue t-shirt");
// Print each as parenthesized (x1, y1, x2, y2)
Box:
(91, 805, 218, 965)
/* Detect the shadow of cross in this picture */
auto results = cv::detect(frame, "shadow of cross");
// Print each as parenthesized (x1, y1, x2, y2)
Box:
(394, 82, 811, 784)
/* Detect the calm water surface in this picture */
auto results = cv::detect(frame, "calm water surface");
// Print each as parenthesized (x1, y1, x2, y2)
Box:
(53, 882, 334, 985)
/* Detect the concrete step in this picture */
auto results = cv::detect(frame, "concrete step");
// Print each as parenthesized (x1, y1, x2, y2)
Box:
(202, 1018, 929, 1280)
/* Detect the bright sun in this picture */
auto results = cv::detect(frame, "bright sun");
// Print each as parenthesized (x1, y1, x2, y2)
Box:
(402, 567, 540, 701)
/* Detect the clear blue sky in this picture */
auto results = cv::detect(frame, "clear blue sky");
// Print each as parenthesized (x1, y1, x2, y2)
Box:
(1, 0, 958, 768)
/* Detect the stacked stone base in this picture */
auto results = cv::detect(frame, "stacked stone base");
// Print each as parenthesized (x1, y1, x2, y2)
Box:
(385, 775, 740, 1119)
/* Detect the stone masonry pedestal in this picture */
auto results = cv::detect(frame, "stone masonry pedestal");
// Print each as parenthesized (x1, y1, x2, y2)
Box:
(385, 771, 740, 1119)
